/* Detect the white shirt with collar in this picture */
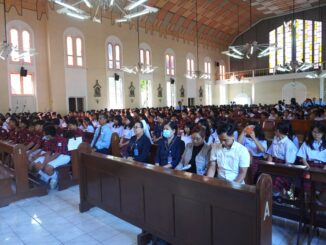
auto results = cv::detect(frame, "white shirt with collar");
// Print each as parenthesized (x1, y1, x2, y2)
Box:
(297, 141, 326, 163)
(243, 137, 267, 158)
(210, 141, 250, 183)
(266, 136, 298, 163)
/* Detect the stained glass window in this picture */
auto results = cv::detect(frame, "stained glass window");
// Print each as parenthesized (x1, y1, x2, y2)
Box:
(314, 21, 322, 68)
(284, 21, 292, 64)
(305, 20, 313, 63)
(296, 19, 304, 63)
(269, 19, 322, 72)
(276, 25, 284, 66)
(269, 30, 276, 73)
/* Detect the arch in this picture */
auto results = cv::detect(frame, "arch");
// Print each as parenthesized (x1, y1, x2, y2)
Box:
(282, 81, 307, 104)
(234, 93, 251, 105)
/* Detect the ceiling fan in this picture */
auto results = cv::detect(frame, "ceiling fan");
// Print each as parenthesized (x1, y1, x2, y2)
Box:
(222, 0, 277, 60)
(120, 19, 157, 74)
(306, 66, 326, 79)
(50, 0, 158, 23)
(222, 41, 279, 60)
(276, 60, 313, 73)
(0, 1, 37, 61)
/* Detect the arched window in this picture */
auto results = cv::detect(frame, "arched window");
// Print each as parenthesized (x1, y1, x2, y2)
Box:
(165, 50, 175, 76)
(107, 36, 122, 70)
(65, 35, 84, 67)
(9, 28, 31, 63)
(204, 57, 212, 80)
(269, 19, 322, 72)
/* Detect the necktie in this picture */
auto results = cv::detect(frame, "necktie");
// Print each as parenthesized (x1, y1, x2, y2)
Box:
(93, 126, 102, 148)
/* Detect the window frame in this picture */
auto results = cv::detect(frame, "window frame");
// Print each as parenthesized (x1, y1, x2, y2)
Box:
(10, 73, 34, 96)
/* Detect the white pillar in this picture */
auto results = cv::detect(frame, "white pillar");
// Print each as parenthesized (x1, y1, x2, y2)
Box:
(320, 77, 324, 100)
(251, 82, 255, 104)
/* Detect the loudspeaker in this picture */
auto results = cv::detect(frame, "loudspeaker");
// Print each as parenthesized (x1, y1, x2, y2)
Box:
(170, 78, 175, 84)
(215, 62, 220, 67)
(20, 67, 27, 77)
(114, 73, 120, 81)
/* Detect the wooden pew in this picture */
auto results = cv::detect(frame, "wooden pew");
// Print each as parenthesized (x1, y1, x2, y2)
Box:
(78, 143, 273, 245)
(256, 160, 308, 244)
(0, 140, 47, 207)
(308, 167, 326, 244)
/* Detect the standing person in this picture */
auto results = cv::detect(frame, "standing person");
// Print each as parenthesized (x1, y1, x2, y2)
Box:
(91, 114, 112, 154)
(155, 121, 185, 168)
(126, 121, 151, 163)
(207, 123, 250, 184)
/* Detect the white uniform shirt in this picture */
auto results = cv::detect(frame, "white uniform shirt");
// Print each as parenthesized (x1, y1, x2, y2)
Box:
(297, 141, 326, 163)
(111, 125, 124, 138)
(266, 136, 298, 163)
(243, 137, 267, 157)
(85, 125, 95, 133)
(122, 127, 134, 140)
(181, 133, 192, 146)
(210, 141, 250, 183)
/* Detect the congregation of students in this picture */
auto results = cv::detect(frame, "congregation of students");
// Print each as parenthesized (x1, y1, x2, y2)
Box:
(0, 98, 325, 205)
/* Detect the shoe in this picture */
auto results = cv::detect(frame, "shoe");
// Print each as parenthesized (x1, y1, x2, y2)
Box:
(49, 172, 58, 189)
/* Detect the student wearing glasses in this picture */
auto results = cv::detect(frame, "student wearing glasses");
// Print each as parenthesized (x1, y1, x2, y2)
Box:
(297, 122, 326, 169)
(126, 121, 151, 163)
(176, 126, 211, 175)
(207, 123, 250, 184)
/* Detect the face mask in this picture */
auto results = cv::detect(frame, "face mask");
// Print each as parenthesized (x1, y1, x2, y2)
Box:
(163, 129, 172, 138)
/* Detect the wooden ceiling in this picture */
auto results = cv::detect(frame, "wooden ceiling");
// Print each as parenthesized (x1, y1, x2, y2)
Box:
(1, 0, 324, 48)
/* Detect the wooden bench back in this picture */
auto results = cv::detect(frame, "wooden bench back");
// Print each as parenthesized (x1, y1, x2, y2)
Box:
(78, 143, 272, 245)
(0, 141, 29, 193)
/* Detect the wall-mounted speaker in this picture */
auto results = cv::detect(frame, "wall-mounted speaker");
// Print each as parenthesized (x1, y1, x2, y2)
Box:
(114, 73, 120, 81)
(170, 78, 175, 84)
(215, 62, 220, 67)
(20, 67, 27, 77)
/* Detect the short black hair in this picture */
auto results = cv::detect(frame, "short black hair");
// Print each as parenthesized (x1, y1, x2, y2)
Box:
(217, 123, 235, 136)
(44, 125, 56, 137)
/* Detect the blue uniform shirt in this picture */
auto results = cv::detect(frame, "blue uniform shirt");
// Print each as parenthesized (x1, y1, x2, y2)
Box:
(91, 123, 112, 150)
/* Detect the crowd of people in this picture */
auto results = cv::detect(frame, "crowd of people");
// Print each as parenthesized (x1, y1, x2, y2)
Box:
(0, 98, 325, 203)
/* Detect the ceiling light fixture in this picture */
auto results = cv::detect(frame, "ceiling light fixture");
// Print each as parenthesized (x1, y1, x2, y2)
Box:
(121, 18, 157, 74)
(125, 0, 147, 11)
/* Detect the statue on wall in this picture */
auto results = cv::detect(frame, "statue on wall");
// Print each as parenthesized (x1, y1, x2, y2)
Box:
(180, 85, 185, 98)
(93, 80, 101, 97)
(199, 86, 203, 98)
(129, 81, 135, 97)
(157, 83, 163, 98)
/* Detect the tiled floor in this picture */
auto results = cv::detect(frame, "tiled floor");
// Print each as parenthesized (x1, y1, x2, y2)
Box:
(0, 185, 325, 245)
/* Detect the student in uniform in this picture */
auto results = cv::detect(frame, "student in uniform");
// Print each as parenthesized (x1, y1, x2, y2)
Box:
(127, 121, 151, 163)
(82, 118, 95, 133)
(266, 121, 298, 195)
(238, 122, 267, 183)
(120, 116, 134, 158)
(297, 122, 326, 169)
(111, 116, 124, 138)
(176, 126, 211, 175)
(30, 125, 70, 189)
(155, 121, 185, 168)
(207, 123, 250, 184)
(180, 122, 193, 146)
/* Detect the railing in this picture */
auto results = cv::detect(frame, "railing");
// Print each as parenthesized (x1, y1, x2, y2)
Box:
(216, 61, 326, 81)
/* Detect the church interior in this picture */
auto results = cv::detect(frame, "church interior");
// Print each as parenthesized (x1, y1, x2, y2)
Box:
(0, 0, 326, 244)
